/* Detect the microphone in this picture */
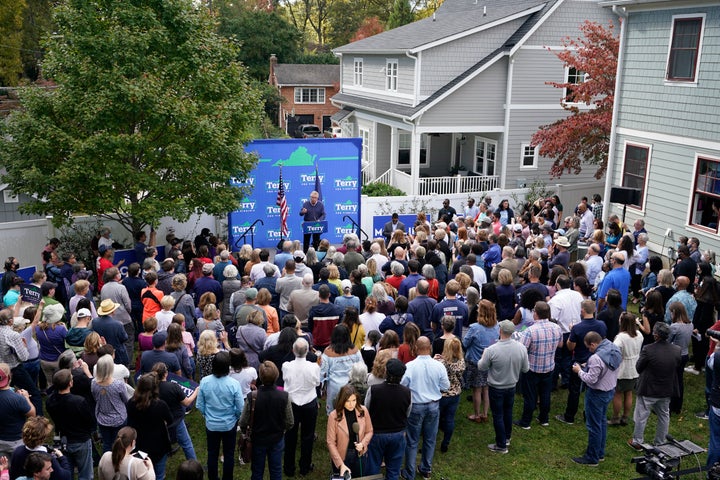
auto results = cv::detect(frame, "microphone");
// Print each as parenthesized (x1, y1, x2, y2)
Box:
(352, 422, 360, 444)
(666, 434, 692, 454)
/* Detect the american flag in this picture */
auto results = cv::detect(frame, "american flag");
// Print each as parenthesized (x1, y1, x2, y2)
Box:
(276, 167, 288, 238)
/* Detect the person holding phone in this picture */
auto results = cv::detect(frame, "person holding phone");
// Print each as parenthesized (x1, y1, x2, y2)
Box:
(98, 427, 155, 480)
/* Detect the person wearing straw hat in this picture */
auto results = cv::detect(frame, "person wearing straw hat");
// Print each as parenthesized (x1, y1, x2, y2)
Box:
(91, 299, 129, 366)
(549, 236, 571, 271)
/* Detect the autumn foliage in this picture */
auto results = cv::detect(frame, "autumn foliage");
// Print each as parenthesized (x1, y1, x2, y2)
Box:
(351, 16, 385, 42)
(531, 21, 619, 179)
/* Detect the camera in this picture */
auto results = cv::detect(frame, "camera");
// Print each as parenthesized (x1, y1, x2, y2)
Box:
(51, 436, 67, 452)
(631, 450, 680, 480)
(706, 329, 720, 340)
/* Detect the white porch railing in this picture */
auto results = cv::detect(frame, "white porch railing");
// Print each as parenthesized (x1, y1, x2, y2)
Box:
(417, 174, 499, 195)
(371, 168, 392, 185)
(393, 169, 413, 193)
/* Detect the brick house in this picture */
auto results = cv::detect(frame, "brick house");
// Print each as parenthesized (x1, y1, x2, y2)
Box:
(268, 54, 340, 136)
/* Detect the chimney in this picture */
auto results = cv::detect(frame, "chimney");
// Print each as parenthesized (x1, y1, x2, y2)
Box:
(269, 54, 277, 85)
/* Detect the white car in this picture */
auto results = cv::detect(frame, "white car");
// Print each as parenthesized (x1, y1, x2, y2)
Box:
(324, 127, 343, 138)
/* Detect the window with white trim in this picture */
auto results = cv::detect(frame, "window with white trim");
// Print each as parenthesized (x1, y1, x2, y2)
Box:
(3, 191, 18, 204)
(293, 87, 326, 104)
(386, 59, 398, 92)
(398, 132, 428, 166)
(474, 138, 497, 175)
(353, 58, 363, 86)
(564, 67, 586, 103)
(666, 15, 704, 82)
(520, 144, 538, 169)
(360, 128, 370, 164)
(690, 156, 720, 232)
(621, 143, 650, 209)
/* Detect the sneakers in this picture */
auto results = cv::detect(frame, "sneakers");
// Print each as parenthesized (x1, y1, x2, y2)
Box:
(685, 366, 701, 375)
(607, 417, 622, 426)
(627, 439, 644, 451)
(488, 443, 509, 454)
(572, 456, 598, 466)
(696, 411, 710, 420)
(555, 414, 574, 425)
(420, 471, 432, 480)
(513, 420, 531, 430)
(536, 418, 549, 427)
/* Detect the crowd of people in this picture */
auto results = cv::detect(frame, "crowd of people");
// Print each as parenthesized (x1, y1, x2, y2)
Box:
(1, 192, 719, 480)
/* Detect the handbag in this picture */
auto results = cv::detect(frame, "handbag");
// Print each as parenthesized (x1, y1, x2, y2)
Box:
(238, 391, 257, 463)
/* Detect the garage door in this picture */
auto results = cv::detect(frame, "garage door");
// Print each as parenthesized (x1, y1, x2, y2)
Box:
(287, 114, 315, 137)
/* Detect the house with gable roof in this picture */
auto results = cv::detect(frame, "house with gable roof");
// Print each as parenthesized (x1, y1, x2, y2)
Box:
(331, 0, 615, 195)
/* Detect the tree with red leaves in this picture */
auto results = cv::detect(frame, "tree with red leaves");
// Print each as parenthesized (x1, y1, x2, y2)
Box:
(531, 21, 619, 179)
(351, 16, 385, 42)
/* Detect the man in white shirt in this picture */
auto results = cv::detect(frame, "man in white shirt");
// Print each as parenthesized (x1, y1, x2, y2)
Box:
(282, 338, 321, 477)
(249, 249, 280, 284)
(577, 203, 595, 241)
(275, 260, 303, 318)
(582, 243, 604, 286)
(548, 275, 584, 390)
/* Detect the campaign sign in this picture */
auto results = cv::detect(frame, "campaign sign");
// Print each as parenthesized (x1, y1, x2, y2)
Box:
(133, 371, 199, 411)
(0, 266, 37, 285)
(21, 284, 42, 304)
(302, 221, 328, 235)
(372, 215, 418, 239)
(228, 138, 362, 250)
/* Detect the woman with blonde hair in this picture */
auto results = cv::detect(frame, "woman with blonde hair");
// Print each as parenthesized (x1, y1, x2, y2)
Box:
(198, 303, 223, 336)
(196, 329, 230, 379)
(327, 264, 342, 292)
(92, 354, 130, 452)
(365, 259, 382, 284)
(463, 299, 499, 423)
(195, 292, 217, 325)
(453, 272, 471, 301)
(81, 331, 104, 372)
(437, 337, 465, 453)
(367, 349, 393, 386)
(256, 288, 279, 335)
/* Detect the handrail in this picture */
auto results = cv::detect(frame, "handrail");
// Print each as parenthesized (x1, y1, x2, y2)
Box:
(343, 215, 369, 242)
(233, 219, 264, 249)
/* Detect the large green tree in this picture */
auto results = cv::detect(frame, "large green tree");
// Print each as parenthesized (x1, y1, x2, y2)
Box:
(387, 0, 413, 29)
(20, 0, 52, 81)
(0, 0, 264, 235)
(0, 0, 26, 86)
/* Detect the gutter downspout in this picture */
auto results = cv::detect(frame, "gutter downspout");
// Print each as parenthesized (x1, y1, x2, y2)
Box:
(405, 51, 420, 194)
(603, 5, 628, 224)
(406, 51, 420, 106)
(500, 53, 514, 190)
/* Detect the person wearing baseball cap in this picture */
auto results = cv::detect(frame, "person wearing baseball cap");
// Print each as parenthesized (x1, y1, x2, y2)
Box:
(139, 331, 181, 375)
(65, 309, 94, 352)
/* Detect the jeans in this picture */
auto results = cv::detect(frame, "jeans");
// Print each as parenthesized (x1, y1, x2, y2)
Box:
(98, 424, 123, 453)
(154, 454, 168, 480)
(303, 233, 321, 252)
(40, 358, 60, 387)
(670, 354, 688, 414)
(488, 386, 515, 449)
(66, 439, 93, 480)
(206, 428, 236, 480)
(284, 400, 318, 475)
(632, 396, 671, 446)
(403, 401, 439, 480)
(176, 421, 197, 460)
(563, 368, 583, 422)
(708, 407, 720, 471)
(520, 370, 553, 425)
(251, 438, 284, 480)
(584, 388, 614, 463)
(438, 395, 460, 448)
(123, 322, 135, 368)
(10, 363, 43, 415)
(553, 333, 572, 387)
(367, 431, 405, 480)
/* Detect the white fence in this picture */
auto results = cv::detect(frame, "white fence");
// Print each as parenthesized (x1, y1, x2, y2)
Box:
(416, 174, 499, 196)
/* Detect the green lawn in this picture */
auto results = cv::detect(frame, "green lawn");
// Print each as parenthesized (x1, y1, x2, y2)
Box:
(167, 371, 710, 479)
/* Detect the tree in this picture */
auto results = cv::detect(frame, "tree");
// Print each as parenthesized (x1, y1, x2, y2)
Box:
(351, 17, 385, 42)
(20, 0, 53, 81)
(530, 21, 619, 179)
(0, 0, 26, 86)
(387, 0, 413, 30)
(0, 0, 264, 236)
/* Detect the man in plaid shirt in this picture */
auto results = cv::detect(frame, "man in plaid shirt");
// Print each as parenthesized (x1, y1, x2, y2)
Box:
(514, 302, 563, 429)
(0, 308, 42, 414)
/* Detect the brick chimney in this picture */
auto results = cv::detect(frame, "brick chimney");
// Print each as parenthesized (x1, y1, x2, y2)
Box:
(269, 54, 277, 85)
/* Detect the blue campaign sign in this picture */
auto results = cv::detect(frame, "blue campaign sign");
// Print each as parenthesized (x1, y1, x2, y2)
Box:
(372, 215, 417, 239)
(228, 138, 362, 250)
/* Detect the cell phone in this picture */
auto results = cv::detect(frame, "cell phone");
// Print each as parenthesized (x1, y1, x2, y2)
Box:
(133, 451, 149, 460)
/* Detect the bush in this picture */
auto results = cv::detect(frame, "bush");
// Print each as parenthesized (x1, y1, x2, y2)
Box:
(362, 183, 406, 197)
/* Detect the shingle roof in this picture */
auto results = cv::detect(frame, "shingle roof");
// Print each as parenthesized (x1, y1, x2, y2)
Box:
(274, 64, 339, 86)
(334, 0, 547, 53)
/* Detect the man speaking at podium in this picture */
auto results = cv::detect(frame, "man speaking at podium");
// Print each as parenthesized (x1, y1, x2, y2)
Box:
(300, 190, 325, 252)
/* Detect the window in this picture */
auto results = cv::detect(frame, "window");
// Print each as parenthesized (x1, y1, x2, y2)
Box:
(690, 156, 720, 232)
(621, 143, 650, 209)
(360, 128, 370, 164)
(521, 144, 538, 169)
(293, 87, 325, 104)
(474, 138, 497, 175)
(667, 16, 704, 82)
(353, 58, 363, 86)
(3, 191, 18, 204)
(564, 67, 585, 103)
(386, 59, 398, 92)
(398, 132, 428, 166)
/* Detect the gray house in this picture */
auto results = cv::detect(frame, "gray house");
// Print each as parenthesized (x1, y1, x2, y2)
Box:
(331, 0, 615, 195)
(602, 0, 720, 256)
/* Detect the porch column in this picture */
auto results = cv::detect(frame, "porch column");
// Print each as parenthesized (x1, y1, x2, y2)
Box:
(390, 127, 398, 185)
(410, 129, 421, 195)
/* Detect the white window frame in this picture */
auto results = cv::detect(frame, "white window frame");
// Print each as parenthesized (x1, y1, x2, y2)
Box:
(665, 14, 705, 85)
(563, 66, 586, 103)
(3, 190, 19, 204)
(360, 128, 370, 165)
(619, 141, 652, 212)
(520, 143, 538, 169)
(474, 137, 497, 176)
(386, 59, 398, 92)
(688, 153, 720, 234)
(293, 87, 326, 104)
(353, 58, 363, 86)
(397, 132, 429, 168)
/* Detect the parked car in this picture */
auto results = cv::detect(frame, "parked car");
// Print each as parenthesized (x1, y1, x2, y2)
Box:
(295, 124, 322, 138)
(324, 127, 343, 138)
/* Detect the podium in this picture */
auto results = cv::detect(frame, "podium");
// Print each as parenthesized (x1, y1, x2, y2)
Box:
(302, 221, 328, 235)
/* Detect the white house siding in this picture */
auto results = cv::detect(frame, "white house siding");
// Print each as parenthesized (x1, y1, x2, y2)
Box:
(511, 47, 564, 104)
(341, 56, 415, 104)
(524, 0, 615, 47)
(419, 18, 527, 97)
(375, 124, 392, 175)
(616, 8, 720, 143)
(417, 60, 507, 127)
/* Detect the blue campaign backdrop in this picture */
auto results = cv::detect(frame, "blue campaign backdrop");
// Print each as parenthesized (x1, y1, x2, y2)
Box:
(372, 215, 417, 239)
(228, 138, 362, 250)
